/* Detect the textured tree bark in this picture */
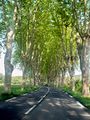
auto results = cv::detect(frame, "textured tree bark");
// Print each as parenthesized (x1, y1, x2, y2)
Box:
(82, 39, 90, 96)
(60, 69, 65, 87)
(22, 68, 27, 90)
(4, 1, 18, 93)
(77, 38, 90, 96)
(71, 77, 75, 92)
(4, 27, 14, 93)
(33, 72, 36, 86)
(73, 0, 90, 96)
(68, 65, 75, 92)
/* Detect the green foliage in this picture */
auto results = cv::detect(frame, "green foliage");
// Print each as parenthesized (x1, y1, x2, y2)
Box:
(12, 0, 78, 86)
(0, 85, 39, 101)
(12, 76, 22, 84)
(1, 93, 15, 100)
(0, 0, 85, 94)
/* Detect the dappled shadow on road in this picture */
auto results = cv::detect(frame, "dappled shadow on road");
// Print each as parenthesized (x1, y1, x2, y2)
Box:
(0, 104, 21, 120)
(0, 93, 39, 120)
(0, 88, 89, 120)
(25, 89, 90, 120)
(0, 87, 48, 120)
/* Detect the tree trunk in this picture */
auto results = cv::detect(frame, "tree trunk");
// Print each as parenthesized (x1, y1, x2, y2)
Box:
(22, 68, 27, 90)
(33, 71, 36, 86)
(68, 65, 75, 92)
(3, 1, 18, 93)
(73, 0, 90, 96)
(82, 39, 90, 96)
(61, 70, 65, 87)
(71, 77, 75, 92)
(4, 27, 14, 93)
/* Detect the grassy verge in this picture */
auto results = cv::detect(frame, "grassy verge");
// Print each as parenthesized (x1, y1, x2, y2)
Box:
(0, 85, 40, 101)
(61, 86, 90, 109)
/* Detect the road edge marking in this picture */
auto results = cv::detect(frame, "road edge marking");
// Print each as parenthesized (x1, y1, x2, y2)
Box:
(69, 95, 73, 98)
(76, 101, 85, 109)
(66, 92, 86, 109)
(5, 97, 17, 102)
(25, 105, 37, 114)
(5, 87, 41, 102)
(61, 89, 88, 111)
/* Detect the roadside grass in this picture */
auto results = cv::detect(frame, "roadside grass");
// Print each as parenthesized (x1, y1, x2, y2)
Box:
(61, 86, 90, 109)
(0, 85, 40, 101)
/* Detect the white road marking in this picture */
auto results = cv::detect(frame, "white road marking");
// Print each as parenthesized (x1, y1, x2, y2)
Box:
(38, 98, 43, 103)
(6, 97, 16, 102)
(25, 105, 37, 115)
(5, 92, 30, 102)
(69, 95, 73, 98)
(5, 93, 28, 102)
(25, 87, 50, 115)
(72, 97, 90, 118)
(80, 112, 90, 117)
(76, 101, 85, 109)
(23, 93, 27, 96)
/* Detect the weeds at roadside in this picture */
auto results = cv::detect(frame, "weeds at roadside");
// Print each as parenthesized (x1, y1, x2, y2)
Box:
(0, 85, 39, 101)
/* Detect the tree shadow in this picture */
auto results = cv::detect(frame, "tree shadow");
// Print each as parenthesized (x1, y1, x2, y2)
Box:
(0, 105, 21, 120)
(26, 89, 90, 120)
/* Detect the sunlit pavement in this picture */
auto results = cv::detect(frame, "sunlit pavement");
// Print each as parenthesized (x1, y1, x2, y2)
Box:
(0, 87, 48, 120)
(0, 87, 90, 120)
(24, 88, 90, 120)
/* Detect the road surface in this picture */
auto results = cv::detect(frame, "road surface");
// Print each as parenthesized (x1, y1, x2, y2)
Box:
(0, 87, 90, 120)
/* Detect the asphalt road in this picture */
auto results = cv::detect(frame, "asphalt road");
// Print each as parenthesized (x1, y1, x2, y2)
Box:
(0, 87, 48, 120)
(0, 87, 90, 120)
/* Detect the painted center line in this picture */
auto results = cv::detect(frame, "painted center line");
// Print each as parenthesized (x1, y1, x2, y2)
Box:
(25, 87, 50, 115)
(25, 105, 37, 115)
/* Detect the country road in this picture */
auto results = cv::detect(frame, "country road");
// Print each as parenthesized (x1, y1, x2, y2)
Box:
(0, 87, 90, 120)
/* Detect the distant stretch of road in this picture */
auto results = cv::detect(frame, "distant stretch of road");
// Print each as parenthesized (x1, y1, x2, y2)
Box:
(0, 87, 90, 120)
